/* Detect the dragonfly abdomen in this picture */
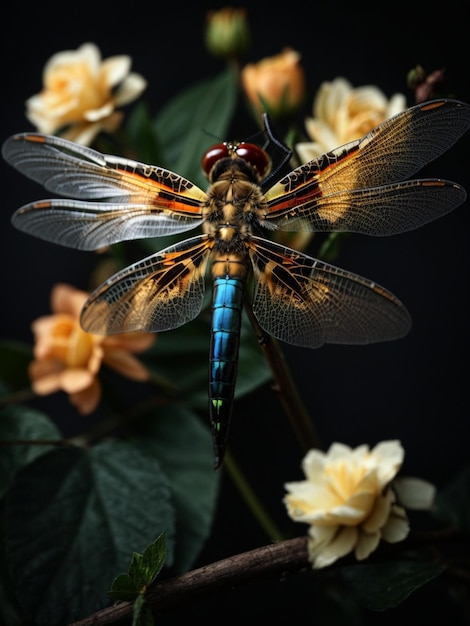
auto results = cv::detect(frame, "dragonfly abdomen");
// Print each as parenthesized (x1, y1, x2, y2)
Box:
(209, 272, 246, 469)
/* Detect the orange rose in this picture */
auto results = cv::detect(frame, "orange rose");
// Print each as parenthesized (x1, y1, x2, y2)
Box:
(241, 48, 306, 120)
(29, 283, 155, 414)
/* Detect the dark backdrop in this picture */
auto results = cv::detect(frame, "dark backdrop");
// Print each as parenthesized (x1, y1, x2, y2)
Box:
(1, 2, 469, 623)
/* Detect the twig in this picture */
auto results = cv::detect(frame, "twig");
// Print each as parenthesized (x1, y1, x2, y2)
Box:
(68, 527, 470, 626)
(69, 537, 309, 626)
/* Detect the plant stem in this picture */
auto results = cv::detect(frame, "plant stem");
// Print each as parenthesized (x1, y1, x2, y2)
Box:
(224, 449, 284, 541)
(244, 300, 321, 453)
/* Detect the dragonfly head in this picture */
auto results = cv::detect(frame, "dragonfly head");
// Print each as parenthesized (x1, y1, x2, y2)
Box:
(201, 140, 271, 183)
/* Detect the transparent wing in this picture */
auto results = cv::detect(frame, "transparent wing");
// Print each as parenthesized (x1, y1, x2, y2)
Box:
(264, 99, 470, 235)
(248, 236, 411, 348)
(81, 234, 213, 334)
(10, 198, 205, 250)
(2, 133, 207, 248)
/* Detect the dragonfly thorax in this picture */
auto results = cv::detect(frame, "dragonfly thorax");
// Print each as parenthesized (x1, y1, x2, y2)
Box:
(203, 163, 268, 239)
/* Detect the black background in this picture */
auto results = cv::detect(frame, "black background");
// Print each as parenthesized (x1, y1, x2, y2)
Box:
(1, 1, 469, 623)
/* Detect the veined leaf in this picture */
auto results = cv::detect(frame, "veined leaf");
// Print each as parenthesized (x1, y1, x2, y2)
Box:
(5, 441, 174, 625)
(125, 101, 164, 166)
(0, 405, 61, 497)
(341, 551, 445, 611)
(109, 534, 166, 600)
(130, 405, 221, 572)
(154, 67, 238, 186)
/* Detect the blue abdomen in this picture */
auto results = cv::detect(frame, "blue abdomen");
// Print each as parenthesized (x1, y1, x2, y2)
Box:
(209, 276, 245, 468)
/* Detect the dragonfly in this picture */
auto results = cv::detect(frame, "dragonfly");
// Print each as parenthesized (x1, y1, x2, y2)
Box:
(2, 98, 470, 468)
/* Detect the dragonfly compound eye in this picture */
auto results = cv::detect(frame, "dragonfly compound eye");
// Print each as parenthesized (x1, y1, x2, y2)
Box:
(235, 142, 271, 179)
(201, 143, 230, 176)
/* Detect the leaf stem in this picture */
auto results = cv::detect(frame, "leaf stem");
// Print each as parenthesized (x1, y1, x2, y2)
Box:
(0, 387, 36, 407)
(223, 449, 284, 541)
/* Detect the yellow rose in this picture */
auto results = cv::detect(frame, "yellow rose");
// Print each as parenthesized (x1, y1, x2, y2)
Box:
(284, 441, 435, 569)
(26, 42, 147, 145)
(296, 77, 406, 162)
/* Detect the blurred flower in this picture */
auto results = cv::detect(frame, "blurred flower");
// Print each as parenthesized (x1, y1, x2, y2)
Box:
(29, 283, 156, 414)
(241, 48, 306, 120)
(205, 7, 251, 60)
(296, 77, 406, 162)
(26, 42, 147, 146)
(407, 64, 445, 103)
(284, 441, 435, 569)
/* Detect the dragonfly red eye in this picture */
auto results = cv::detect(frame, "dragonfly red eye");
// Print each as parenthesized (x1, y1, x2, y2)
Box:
(235, 142, 271, 178)
(201, 143, 230, 175)
(201, 141, 272, 179)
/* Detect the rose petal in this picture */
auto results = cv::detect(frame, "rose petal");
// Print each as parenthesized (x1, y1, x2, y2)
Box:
(60, 368, 95, 393)
(103, 350, 151, 382)
(69, 378, 101, 415)
(295, 141, 324, 163)
(103, 332, 156, 353)
(309, 525, 358, 569)
(304, 119, 341, 152)
(393, 477, 436, 510)
(381, 505, 410, 543)
(362, 489, 393, 533)
(113, 73, 148, 106)
(355, 529, 381, 560)
(30, 367, 64, 395)
(84, 102, 114, 122)
(100, 55, 131, 87)
(371, 440, 404, 484)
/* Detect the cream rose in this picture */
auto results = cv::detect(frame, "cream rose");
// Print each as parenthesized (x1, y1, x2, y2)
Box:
(284, 441, 435, 569)
(296, 77, 406, 162)
(26, 42, 147, 145)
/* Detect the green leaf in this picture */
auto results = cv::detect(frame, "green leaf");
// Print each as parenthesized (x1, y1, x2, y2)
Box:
(5, 441, 175, 625)
(433, 464, 470, 530)
(128, 534, 167, 590)
(131, 404, 220, 572)
(341, 551, 445, 611)
(154, 67, 238, 186)
(0, 405, 61, 497)
(0, 341, 32, 396)
(125, 101, 164, 165)
(108, 573, 140, 602)
(109, 534, 166, 601)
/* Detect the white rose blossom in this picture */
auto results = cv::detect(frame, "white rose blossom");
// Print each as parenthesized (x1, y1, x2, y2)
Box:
(295, 77, 407, 163)
(26, 42, 147, 146)
(284, 440, 435, 569)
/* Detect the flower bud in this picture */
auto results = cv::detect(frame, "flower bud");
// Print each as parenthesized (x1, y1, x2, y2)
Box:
(205, 7, 251, 60)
